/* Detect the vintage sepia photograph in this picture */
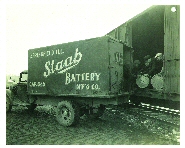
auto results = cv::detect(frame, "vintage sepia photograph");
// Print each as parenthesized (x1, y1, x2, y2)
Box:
(3, 0, 181, 145)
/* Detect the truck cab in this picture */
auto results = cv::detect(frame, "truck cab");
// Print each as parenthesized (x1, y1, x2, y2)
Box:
(19, 70, 28, 83)
(6, 70, 36, 112)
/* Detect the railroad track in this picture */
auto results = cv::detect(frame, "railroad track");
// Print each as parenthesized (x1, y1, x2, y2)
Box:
(105, 102, 180, 143)
(140, 103, 180, 116)
(137, 103, 180, 126)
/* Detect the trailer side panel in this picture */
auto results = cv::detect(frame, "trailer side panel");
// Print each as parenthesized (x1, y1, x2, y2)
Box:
(28, 36, 124, 97)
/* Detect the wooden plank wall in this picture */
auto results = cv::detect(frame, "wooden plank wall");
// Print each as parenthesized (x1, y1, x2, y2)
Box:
(108, 23, 132, 48)
(107, 23, 133, 67)
(164, 5, 180, 95)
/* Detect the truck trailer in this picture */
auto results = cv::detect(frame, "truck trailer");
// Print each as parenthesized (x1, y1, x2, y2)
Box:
(6, 36, 131, 126)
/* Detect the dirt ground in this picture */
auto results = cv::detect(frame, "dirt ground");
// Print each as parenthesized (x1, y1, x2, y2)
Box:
(6, 105, 178, 145)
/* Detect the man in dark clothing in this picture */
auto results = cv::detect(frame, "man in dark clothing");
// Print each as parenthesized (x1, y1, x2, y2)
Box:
(153, 53, 164, 75)
(132, 60, 142, 77)
(140, 53, 163, 89)
(141, 55, 150, 73)
(141, 53, 163, 77)
(150, 53, 164, 90)
(130, 60, 142, 91)
(123, 63, 131, 92)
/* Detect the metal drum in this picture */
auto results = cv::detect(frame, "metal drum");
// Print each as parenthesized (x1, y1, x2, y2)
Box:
(136, 74, 150, 88)
(151, 74, 164, 90)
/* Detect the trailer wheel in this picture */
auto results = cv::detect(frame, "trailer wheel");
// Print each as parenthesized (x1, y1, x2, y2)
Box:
(93, 104, 106, 118)
(56, 100, 80, 127)
(6, 95, 12, 113)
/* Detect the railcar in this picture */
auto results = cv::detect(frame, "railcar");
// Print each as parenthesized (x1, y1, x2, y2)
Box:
(107, 5, 180, 109)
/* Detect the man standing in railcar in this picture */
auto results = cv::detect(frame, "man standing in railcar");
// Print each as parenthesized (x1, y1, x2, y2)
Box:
(153, 53, 164, 75)
(141, 53, 163, 78)
(130, 60, 142, 90)
(138, 53, 164, 89)
(132, 60, 142, 77)
(150, 53, 164, 90)
(141, 55, 152, 75)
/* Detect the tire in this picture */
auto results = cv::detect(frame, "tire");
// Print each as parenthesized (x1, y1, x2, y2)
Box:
(56, 100, 80, 127)
(6, 95, 12, 113)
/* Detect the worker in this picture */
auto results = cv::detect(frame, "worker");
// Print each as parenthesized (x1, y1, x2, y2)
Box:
(140, 53, 164, 88)
(123, 63, 131, 92)
(150, 53, 164, 90)
(132, 60, 142, 77)
(130, 60, 142, 91)
(147, 53, 163, 77)
(141, 53, 163, 77)
(153, 53, 164, 75)
(141, 55, 152, 76)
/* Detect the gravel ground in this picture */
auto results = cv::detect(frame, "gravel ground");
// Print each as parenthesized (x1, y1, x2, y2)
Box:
(105, 107, 180, 144)
(6, 105, 179, 145)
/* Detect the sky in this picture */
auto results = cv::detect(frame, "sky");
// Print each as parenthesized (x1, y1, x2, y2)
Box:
(4, 1, 154, 75)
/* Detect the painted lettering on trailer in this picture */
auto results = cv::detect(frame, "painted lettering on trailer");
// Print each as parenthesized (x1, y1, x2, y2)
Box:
(43, 48, 82, 77)
(76, 84, 100, 90)
(115, 52, 123, 65)
(29, 81, 45, 87)
(65, 72, 101, 85)
(30, 48, 101, 90)
(30, 49, 65, 58)
(65, 72, 101, 90)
